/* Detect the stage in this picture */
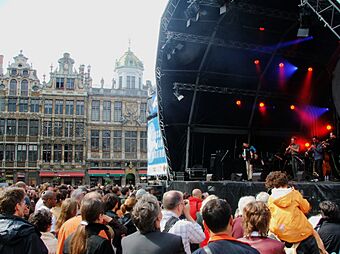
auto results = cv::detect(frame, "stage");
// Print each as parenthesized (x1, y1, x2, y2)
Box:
(167, 180, 340, 215)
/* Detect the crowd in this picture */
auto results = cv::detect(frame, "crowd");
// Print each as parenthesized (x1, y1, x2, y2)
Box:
(0, 171, 339, 254)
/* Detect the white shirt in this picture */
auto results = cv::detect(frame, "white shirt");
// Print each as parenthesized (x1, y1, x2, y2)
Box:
(161, 210, 205, 254)
(41, 232, 57, 254)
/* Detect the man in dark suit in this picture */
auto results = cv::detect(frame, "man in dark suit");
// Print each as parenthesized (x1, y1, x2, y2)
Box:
(122, 194, 185, 254)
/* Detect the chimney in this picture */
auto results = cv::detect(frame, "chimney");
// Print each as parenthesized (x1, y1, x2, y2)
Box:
(0, 55, 4, 75)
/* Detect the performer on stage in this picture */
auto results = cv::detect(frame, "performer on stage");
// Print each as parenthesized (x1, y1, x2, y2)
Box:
(242, 143, 257, 181)
(305, 136, 323, 181)
(285, 136, 300, 180)
(323, 132, 340, 181)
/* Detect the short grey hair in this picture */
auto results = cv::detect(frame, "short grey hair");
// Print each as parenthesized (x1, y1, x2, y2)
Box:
(238, 196, 255, 216)
(255, 192, 270, 204)
(132, 194, 160, 234)
(162, 190, 183, 210)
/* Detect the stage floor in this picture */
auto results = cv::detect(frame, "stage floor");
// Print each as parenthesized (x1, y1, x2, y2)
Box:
(168, 180, 340, 215)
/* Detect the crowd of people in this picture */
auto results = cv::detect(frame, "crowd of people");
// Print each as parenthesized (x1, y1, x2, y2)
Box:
(0, 171, 339, 254)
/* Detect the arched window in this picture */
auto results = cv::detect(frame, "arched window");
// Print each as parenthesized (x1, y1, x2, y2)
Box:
(21, 80, 29, 96)
(9, 79, 17, 96)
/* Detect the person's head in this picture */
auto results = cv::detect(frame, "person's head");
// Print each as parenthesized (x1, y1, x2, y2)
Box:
(202, 199, 232, 234)
(15, 181, 27, 190)
(242, 201, 271, 237)
(41, 190, 57, 209)
(265, 171, 289, 189)
(103, 193, 119, 212)
(330, 132, 336, 139)
(70, 199, 106, 254)
(121, 187, 130, 196)
(121, 197, 137, 214)
(312, 136, 319, 143)
(0, 187, 26, 217)
(112, 186, 121, 196)
(291, 136, 297, 144)
(319, 201, 340, 221)
(237, 196, 255, 216)
(200, 194, 218, 213)
(29, 209, 52, 232)
(255, 192, 270, 204)
(162, 190, 184, 216)
(192, 189, 203, 199)
(243, 143, 249, 148)
(71, 188, 87, 206)
(131, 194, 161, 234)
(135, 189, 147, 199)
(56, 198, 78, 232)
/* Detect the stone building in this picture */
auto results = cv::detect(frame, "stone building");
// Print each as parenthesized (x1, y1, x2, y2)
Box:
(0, 52, 42, 185)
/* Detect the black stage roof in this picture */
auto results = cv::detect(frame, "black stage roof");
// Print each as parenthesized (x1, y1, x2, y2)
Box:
(155, 0, 340, 172)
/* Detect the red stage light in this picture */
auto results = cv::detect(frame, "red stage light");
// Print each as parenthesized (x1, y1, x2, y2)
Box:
(305, 142, 310, 148)
(254, 59, 260, 65)
(279, 63, 284, 68)
(236, 100, 242, 106)
(290, 105, 295, 110)
(259, 102, 265, 108)
(259, 27, 265, 31)
(326, 125, 332, 131)
(308, 67, 313, 72)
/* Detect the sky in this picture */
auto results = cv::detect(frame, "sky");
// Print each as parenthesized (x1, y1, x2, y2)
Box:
(0, 0, 168, 87)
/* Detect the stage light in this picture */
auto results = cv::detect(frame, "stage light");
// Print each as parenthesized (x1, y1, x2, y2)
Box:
(236, 100, 242, 106)
(259, 102, 265, 108)
(305, 142, 310, 148)
(254, 59, 260, 65)
(279, 63, 284, 68)
(173, 88, 184, 101)
(259, 27, 265, 31)
(308, 67, 313, 72)
(290, 105, 295, 110)
(326, 124, 332, 131)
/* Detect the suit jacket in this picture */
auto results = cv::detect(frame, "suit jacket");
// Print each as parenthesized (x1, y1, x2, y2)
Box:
(122, 230, 185, 254)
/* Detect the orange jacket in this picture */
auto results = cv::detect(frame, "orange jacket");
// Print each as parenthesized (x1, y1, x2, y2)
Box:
(268, 188, 313, 243)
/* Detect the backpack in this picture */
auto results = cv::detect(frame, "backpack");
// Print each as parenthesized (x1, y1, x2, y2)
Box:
(162, 216, 179, 233)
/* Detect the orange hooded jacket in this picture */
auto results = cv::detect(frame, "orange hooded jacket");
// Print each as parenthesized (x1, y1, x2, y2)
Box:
(268, 188, 314, 243)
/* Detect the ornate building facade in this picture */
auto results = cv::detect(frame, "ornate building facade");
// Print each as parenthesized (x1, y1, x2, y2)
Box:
(0, 49, 148, 186)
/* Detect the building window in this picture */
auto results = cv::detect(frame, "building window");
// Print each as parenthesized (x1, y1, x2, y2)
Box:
(0, 97, 5, 112)
(18, 120, 28, 136)
(114, 101, 122, 122)
(54, 144, 62, 162)
(28, 145, 38, 162)
(44, 100, 52, 114)
(17, 145, 27, 162)
(75, 122, 84, 137)
(54, 121, 63, 137)
(103, 101, 111, 122)
(140, 103, 147, 123)
(5, 144, 15, 162)
(8, 98, 17, 112)
(127, 76, 131, 89)
(102, 130, 110, 151)
(66, 78, 75, 90)
(75, 145, 83, 162)
(76, 101, 84, 115)
(21, 80, 29, 96)
(29, 120, 39, 136)
(64, 144, 72, 163)
(119, 76, 123, 88)
(0, 119, 4, 135)
(19, 99, 28, 112)
(90, 161, 99, 168)
(56, 77, 64, 89)
(65, 100, 74, 115)
(131, 76, 136, 89)
(64, 122, 73, 138)
(43, 121, 52, 137)
(9, 79, 17, 96)
(55, 100, 63, 114)
(125, 131, 137, 158)
(91, 100, 100, 121)
(113, 130, 122, 152)
(140, 131, 147, 152)
(43, 144, 51, 162)
(11, 69, 17, 76)
(0, 145, 4, 161)
(91, 130, 99, 150)
(30, 99, 39, 112)
(7, 119, 16, 136)
(22, 69, 29, 77)
(139, 77, 141, 88)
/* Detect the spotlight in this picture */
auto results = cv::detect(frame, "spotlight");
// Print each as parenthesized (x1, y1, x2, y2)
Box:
(259, 102, 265, 108)
(326, 124, 332, 131)
(305, 142, 310, 148)
(236, 100, 242, 106)
(308, 67, 313, 72)
(279, 63, 284, 68)
(290, 105, 295, 110)
(297, 7, 311, 37)
(173, 89, 184, 101)
(254, 59, 260, 65)
(259, 27, 265, 31)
